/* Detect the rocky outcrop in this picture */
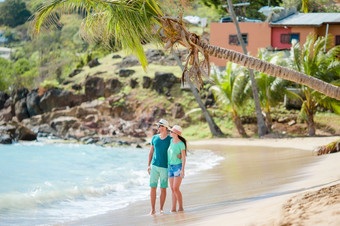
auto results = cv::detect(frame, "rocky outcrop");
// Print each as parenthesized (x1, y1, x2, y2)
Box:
(40, 88, 84, 113)
(130, 78, 138, 88)
(14, 87, 29, 102)
(118, 69, 135, 77)
(0, 91, 9, 110)
(153, 72, 179, 94)
(68, 69, 83, 78)
(0, 121, 36, 142)
(143, 76, 152, 89)
(118, 55, 140, 68)
(85, 76, 105, 100)
(26, 90, 42, 117)
(15, 98, 29, 121)
(87, 58, 100, 68)
(104, 78, 122, 97)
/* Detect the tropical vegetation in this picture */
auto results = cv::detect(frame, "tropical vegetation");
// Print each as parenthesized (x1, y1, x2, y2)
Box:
(211, 62, 249, 137)
(289, 34, 340, 136)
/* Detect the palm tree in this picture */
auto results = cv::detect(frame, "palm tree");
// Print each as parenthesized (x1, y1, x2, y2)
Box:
(255, 49, 289, 130)
(32, 0, 340, 100)
(173, 52, 224, 136)
(226, 0, 269, 137)
(211, 62, 249, 137)
(289, 34, 340, 136)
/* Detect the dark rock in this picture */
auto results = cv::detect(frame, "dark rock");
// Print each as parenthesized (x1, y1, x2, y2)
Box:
(62, 80, 73, 85)
(172, 103, 185, 118)
(0, 91, 9, 110)
(68, 69, 83, 78)
(50, 116, 79, 136)
(145, 49, 165, 63)
(71, 84, 82, 91)
(17, 124, 37, 141)
(40, 88, 84, 113)
(0, 106, 13, 122)
(112, 54, 122, 59)
(85, 77, 105, 100)
(142, 76, 152, 89)
(4, 97, 13, 109)
(0, 124, 16, 138)
(130, 78, 138, 88)
(153, 72, 178, 94)
(15, 98, 29, 121)
(136, 144, 142, 148)
(119, 55, 140, 68)
(26, 90, 42, 117)
(118, 69, 135, 77)
(104, 79, 122, 97)
(87, 58, 100, 68)
(0, 135, 12, 144)
(14, 88, 29, 102)
(160, 55, 177, 66)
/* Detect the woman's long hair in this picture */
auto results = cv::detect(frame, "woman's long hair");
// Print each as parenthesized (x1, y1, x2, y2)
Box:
(178, 135, 187, 155)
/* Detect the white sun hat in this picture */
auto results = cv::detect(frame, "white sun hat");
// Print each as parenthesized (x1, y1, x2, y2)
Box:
(155, 119, 170, 128)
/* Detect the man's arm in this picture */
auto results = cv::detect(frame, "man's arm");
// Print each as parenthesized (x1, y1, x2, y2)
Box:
(147, 146, 154, 175)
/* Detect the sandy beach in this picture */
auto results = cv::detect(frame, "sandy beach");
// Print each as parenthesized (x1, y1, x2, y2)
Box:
(190, 136, 340, 226)
(69, 136, 340, 226)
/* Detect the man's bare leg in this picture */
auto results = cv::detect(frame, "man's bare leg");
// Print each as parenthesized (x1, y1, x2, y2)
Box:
(160, 188, 166, 213)
(150, 187, 157, 215)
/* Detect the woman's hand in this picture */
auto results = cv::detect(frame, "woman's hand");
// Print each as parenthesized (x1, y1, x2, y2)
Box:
(180, 170, 185, 178)
(177, 154, 182, 159)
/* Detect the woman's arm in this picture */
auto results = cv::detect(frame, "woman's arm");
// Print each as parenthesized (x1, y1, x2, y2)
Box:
(180, 149, 186, 178)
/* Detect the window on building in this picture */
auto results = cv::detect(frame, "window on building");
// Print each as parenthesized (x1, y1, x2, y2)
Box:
(336, 36, 340, 46)
(281, 33, 300, 44)
(229, 34, 248, 46)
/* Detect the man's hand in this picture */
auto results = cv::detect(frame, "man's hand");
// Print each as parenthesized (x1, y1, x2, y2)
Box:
(147, 166, 151, 175)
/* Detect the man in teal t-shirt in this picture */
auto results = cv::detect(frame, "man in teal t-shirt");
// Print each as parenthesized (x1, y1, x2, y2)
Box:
(147, 119, 171, 215)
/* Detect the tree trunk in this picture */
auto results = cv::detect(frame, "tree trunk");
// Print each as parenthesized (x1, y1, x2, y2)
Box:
(173, 52, 224, 137)
(264, 110, 272, 131)
(306, 108, 316, 136)
(198, 41, 340, 100)
(232, 110, 248, 137)
(226, 0, 269, 137)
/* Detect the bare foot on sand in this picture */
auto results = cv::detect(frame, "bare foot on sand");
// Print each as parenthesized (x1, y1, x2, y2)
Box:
(170, 209, 177, 212)
(149, 210, 156, 215)
(178, 208, 184, 212)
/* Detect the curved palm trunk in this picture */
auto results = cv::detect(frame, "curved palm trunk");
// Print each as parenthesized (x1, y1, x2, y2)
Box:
(173, 52, 224, 137)
(226, 0, 269, 137)
(198, 41, 340, 100)
(306, 109, 316, 136)
(232, 109, 248, 137)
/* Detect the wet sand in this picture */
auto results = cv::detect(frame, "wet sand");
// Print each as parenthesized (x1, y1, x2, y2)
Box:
(68, 136, 340, 226)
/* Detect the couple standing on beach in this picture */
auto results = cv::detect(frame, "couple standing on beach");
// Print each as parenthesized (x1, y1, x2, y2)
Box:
(147, 119, 187, 215)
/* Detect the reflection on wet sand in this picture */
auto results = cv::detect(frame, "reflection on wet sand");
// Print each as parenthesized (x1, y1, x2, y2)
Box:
(70, 145, 319, 226)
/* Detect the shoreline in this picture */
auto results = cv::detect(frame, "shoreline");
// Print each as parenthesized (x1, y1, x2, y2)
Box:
(67, 136, 340, 226)
(189, 136, 340, 226)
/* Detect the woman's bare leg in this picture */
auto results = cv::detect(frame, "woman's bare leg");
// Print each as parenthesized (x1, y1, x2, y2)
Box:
(173, 177, 183, 211)
(169, 177, 177, 212)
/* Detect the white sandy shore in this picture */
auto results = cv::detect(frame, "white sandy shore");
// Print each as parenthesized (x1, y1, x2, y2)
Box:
(189, 136, 340, 226)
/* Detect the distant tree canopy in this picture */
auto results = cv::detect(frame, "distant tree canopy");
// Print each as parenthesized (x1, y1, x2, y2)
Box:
(199, 0, 283, 19)
(0, 0, 31, 27)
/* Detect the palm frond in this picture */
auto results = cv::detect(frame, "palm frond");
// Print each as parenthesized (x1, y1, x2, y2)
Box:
(31, 0, 162, 70)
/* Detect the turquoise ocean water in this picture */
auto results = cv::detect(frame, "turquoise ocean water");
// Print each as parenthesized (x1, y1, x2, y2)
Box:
(0, 142, 223, 225)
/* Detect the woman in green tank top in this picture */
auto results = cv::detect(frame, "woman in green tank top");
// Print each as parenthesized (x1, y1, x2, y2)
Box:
(168, 125, 187, 212)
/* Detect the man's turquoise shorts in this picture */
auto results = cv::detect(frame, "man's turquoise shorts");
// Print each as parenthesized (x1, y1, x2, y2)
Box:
(150, 165, 168, 188)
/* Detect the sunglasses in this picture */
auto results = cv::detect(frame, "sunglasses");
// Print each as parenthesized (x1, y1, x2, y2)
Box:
(157, 125, 165, 128)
